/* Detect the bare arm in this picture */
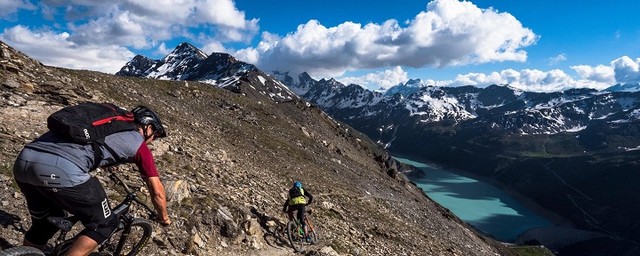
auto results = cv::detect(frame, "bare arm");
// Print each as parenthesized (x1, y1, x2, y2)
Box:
(144, 176, 171, 225)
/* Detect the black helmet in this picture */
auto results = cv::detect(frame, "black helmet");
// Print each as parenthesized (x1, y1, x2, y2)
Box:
(131, 105, 167, 138)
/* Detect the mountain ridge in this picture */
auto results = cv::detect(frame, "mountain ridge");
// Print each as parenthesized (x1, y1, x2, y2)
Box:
(116, 42, 298, 103)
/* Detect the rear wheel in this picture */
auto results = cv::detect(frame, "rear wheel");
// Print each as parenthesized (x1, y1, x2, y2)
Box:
(99, 218, 153, 256)
(286, 221, 304, 252)
(0, 246, 44, 256)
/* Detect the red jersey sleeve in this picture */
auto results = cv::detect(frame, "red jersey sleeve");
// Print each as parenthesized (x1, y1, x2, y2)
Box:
(134, 143, 159, 178)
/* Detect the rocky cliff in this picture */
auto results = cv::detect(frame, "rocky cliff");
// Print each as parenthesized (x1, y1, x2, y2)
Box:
(0, 41, 514, 255)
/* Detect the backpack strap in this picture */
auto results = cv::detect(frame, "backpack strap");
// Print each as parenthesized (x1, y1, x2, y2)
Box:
(89, 139, 123, 170)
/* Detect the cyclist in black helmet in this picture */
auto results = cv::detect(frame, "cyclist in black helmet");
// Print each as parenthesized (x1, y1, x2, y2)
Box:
(132, 105, 167, 140)
(13, 103, 171, 256)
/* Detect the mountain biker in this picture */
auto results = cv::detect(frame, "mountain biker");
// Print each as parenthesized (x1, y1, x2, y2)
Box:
(13, 105, 171, 256)
(282, 181, 313, 235)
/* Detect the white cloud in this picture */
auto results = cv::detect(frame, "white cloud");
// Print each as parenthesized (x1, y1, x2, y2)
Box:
(247, 0, 537, 79)
(548, 53, 567, 66)
(155, 42, 171, 56)
(193, 0, 257, 29)
(0, 0, 36, 19)
(0, 0, 258, 73)
(1, 25, 134, 74)
(8, 0, 258, 49)
(422, 66, 614, 92)
(201, 40, 227, 55)
(571, 64, 615, 84)
(67, 10, 152, 48)
(349, 55, 638, 93)
(337, 66, 409, 90)
(611, 56, 640, 83)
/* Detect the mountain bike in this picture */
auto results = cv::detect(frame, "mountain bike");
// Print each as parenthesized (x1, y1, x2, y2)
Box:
(0, 168, 157, 256)
(285, 209, 318, 252)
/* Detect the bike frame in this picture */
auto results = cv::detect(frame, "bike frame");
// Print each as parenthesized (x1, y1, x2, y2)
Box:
(48, 169, 156, 256)
(287, 211, 315, 237)
(100, 170, 156, 255)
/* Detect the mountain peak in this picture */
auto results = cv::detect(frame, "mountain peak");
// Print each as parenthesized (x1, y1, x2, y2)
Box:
(115, 42, 297, 102)
(606, 82, 640, 92)
(115, 54, 157, 76)
(168, 42, 208, 59)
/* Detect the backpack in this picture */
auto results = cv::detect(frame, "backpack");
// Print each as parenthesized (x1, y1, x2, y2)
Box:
(289, 187, 304, 198)
(47, 102, 136, 168)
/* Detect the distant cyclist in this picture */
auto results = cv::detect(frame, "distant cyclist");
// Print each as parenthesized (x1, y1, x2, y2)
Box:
(282, 181, 313, 233)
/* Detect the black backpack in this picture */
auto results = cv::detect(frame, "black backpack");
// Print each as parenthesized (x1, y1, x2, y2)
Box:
(289, 187, 304, 198)
(47, 102, 136, 168)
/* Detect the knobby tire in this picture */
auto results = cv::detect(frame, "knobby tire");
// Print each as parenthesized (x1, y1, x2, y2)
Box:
(0, 246, 44, 256)
(286, 221, 304, 252)
(100, 218, 153, 256)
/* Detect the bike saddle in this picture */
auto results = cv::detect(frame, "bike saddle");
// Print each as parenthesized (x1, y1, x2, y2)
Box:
(47, 216, 76, 232)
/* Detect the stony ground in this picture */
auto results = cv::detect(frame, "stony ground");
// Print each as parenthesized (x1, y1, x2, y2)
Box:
(0, 41, 516, 256)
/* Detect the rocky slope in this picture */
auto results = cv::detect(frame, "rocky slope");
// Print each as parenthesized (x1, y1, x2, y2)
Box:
(0, 41, 515, 255)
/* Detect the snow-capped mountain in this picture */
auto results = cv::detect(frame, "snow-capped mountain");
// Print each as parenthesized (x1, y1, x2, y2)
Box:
(605, 82, 640, 92)
(383, 78, 425, 97)
(116, 43, 298, 102)
(281, 72, 640, 138)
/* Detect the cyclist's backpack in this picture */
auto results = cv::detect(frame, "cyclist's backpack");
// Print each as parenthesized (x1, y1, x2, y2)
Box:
(47, 102, 136, 168)
(289, 187, 304, 198)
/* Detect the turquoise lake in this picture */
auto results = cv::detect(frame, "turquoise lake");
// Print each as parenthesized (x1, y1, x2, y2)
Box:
(394, 156, 554, 242)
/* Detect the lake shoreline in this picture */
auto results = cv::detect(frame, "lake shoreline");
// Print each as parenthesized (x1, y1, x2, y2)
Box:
(393, 153, 574, 231)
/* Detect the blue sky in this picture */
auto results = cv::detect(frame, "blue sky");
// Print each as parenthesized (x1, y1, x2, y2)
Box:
(1, 0, 639, 92)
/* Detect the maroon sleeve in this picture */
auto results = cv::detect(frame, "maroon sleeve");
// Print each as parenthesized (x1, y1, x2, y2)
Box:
(134, 142, 159, 178)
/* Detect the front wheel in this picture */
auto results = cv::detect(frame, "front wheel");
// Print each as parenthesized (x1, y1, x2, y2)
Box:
(0, 246, 44, 256)
(286, 221, 304, 252)
(99, 218, 153, 256)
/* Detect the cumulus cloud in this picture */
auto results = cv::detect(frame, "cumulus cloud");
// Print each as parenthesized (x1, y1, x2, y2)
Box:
(611, 56, 640, 83)
(339, 66, 607, 93)
(343, 55, 640, 92)
(48, 0, 259, 48)
(2, 0, 258, 49)
(247, 0, 537, 78)
(155, 42, 171, 56)
(201, 40, 227, 55)
(420, 66, 615, 92)
(1, 25, 134, 73)
(337, 66, 409, 90)
(0, 0, 258, 73)
(548, 53, 567, 66)
(571, 64, 615, 84)
(0, 0, 35, 19)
